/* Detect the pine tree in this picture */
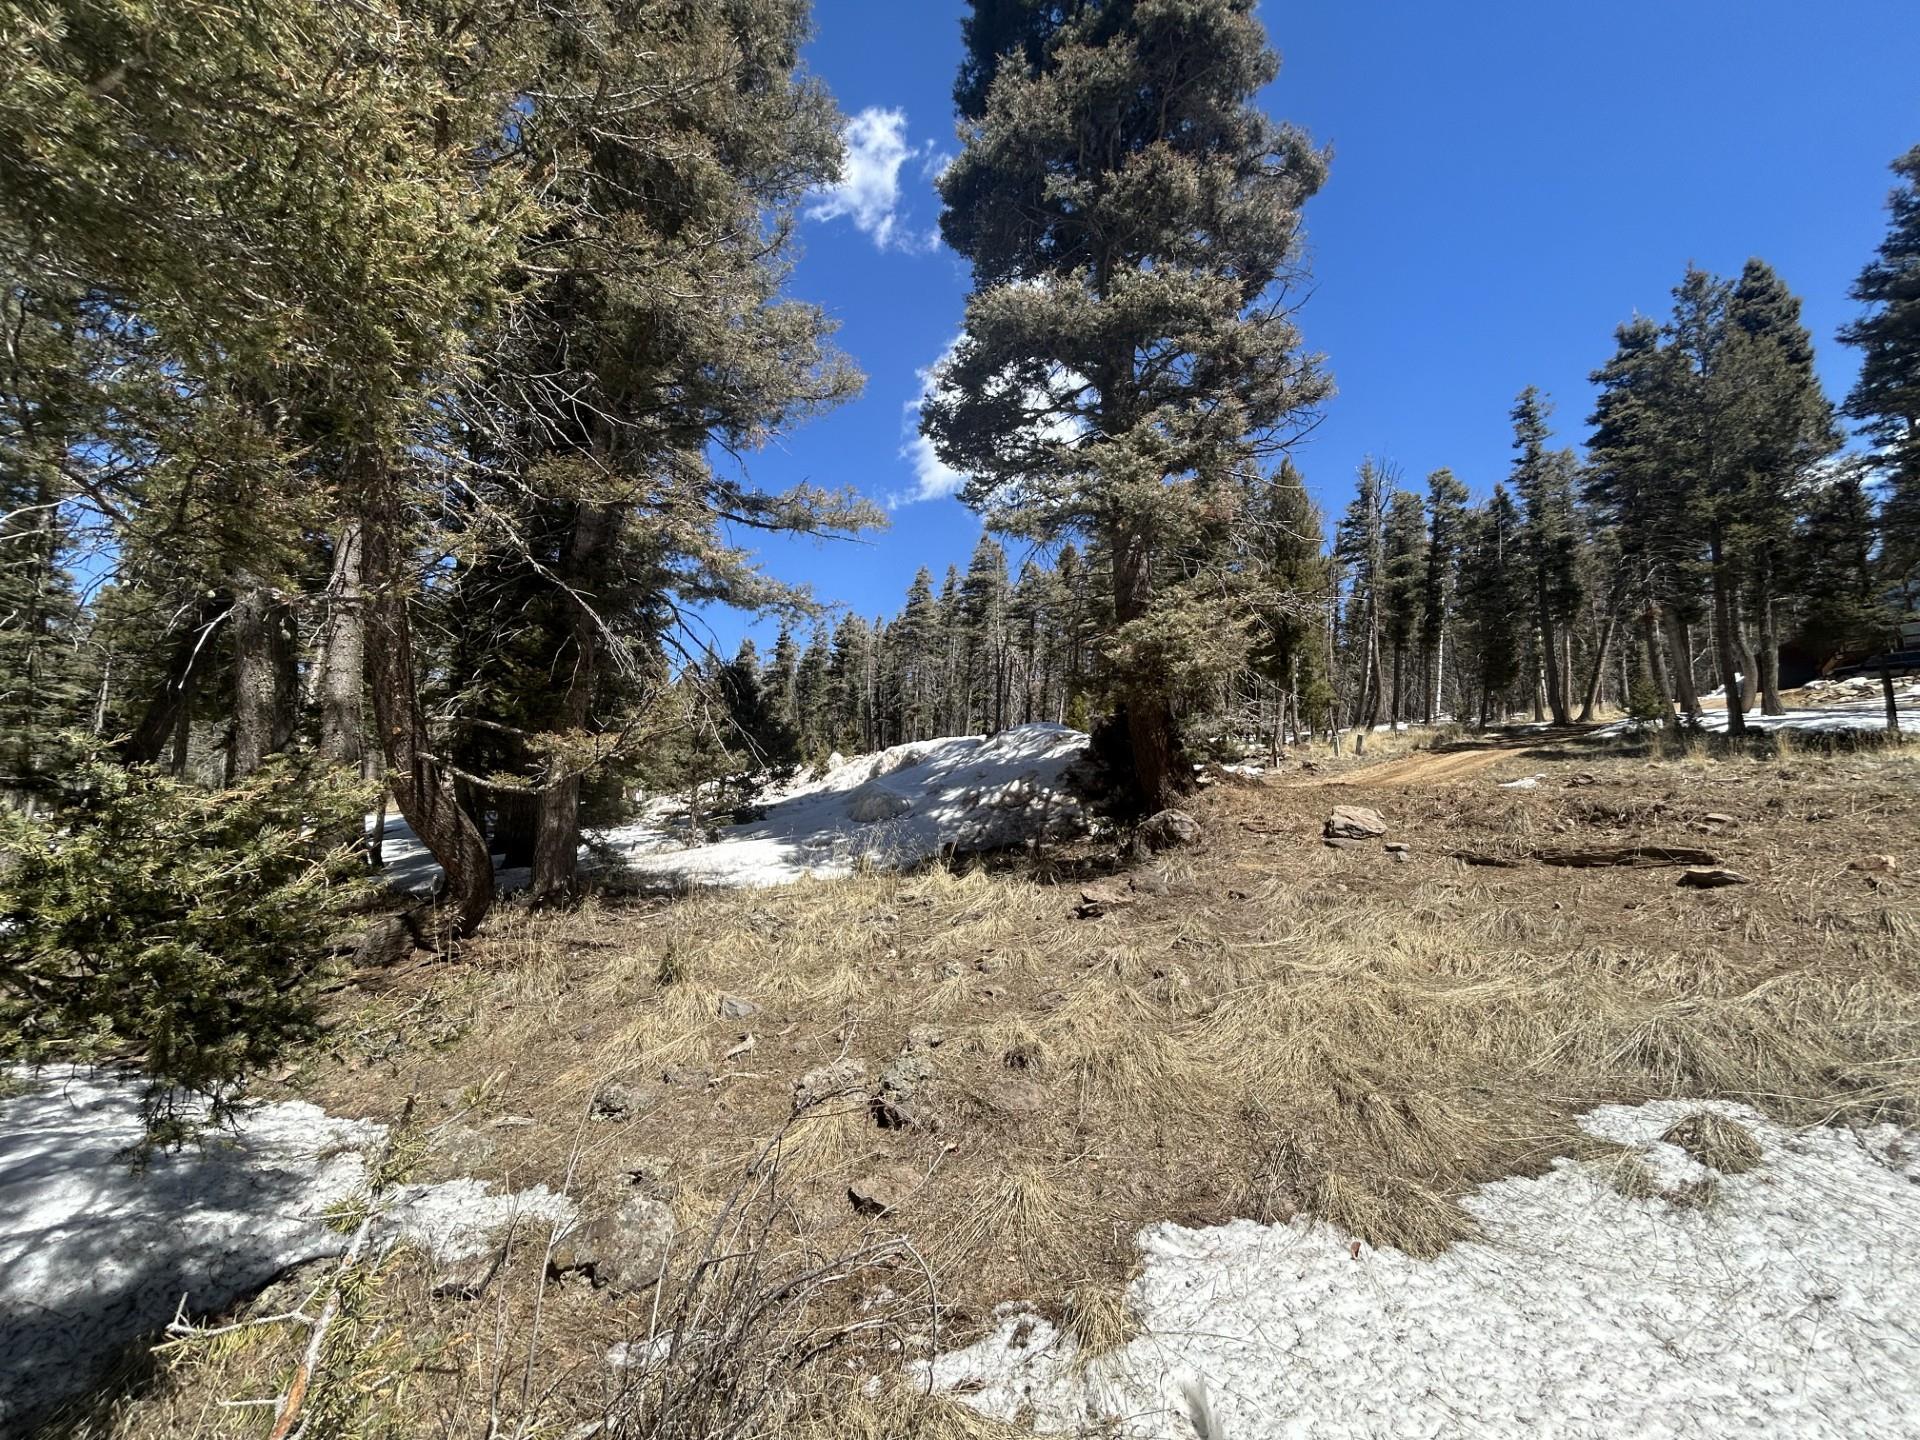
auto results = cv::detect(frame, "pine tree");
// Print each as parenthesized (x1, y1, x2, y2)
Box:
(1721, 259, 1838, 713)
(1839, 145, 1920, 579)
(1380, 490, 1428, 729)
(1419, 467, 1469, 722)
(958, 534, 1010, 731)
(927, 0, 1330, 806)
(893, 568, 942, 741)
(1458, 487, 1526, 726)
(1798, 464, 1904, 731)
(1585, 315, 1698, 721)
(1509, 388, 1582, 725)
(1335, 460, 1390, 742)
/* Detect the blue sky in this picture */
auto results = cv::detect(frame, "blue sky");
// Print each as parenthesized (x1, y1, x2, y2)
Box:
(720, 0, 1920, 655)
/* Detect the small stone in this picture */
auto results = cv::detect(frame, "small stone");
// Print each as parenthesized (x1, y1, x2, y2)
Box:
(1077, 877, 1137, 916)
(1137, 808, 1203, 851)
(591, 1080, 656, 1122)
(1850, 854, 1898, 874)
(489, 1114, 537, 1129)
(1390, 849, 1411, 864)
(1325, 806, 1388, 840)
(987, 1077, 1046, 1118)
(351, 913, 420, 969)
(1702, 812, 1736, 825)
(794, 1057, 868, 1111)
(432, 1247, 504, 1299)
(848, 1164, 920, 1216)
(905, 1024, 946, 1051)
(661, 1065, 713, 1089)
(1383, 842, 1410, 853)
(717, 994, 761, 1021)
(1323, 836, 1368, 850)
(550, 1195, 675, 1293)
(1678, 867, 1752, 889)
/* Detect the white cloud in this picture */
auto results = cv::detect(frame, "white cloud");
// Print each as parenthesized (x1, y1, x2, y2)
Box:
(893, 337, 967, 507)
(808, 107, 940, 253)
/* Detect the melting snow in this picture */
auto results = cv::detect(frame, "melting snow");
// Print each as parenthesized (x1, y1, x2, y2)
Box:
(1591, 697, 1919, 738)
(375, 723, 1091, 892)
(0, 1068, 574, 1430)
(919, 1101, 1920, 1439)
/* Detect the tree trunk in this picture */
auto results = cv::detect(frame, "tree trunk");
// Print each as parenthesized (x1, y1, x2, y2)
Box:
(1663, 611, 1702, 715)
(1576, 607, 1618, 723)
(532, 501, 617, 898)
(1640, 607, 1677, 725)
(1536, 572, 1570, 725)
(1885, 665, 1903, 737)
(1708, 529, 1747, 736)
(318, 522, 365, 766)
(360, 485, 494, 936)
(1111, 524, 1180, 808)
(229, 573, 276, 781)
(1755, 555, 1784, 716)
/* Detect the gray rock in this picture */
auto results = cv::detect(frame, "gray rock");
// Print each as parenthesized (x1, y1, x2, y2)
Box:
(793, 1057, 868, 1111)
(591, 1081, 656, 1122)
(717, 994, 761, 1021)
(848, 1164, 920, 1216)
(1137, 808, 1203, 851)
(661, 1065, 712, 1089)
(987, 1077, 1046, 1118)
(1325, 805, 1388, 840)
(550, 1195, 675, 1293)
(875, 1052, 935, 1129)
(351, 913, 420, 969)
(905, 1024, 947, 1052)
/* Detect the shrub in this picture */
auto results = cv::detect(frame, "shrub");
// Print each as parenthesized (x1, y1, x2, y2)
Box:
(0, 753, 372, 1138)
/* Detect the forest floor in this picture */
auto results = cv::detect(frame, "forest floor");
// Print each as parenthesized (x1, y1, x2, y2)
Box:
(53, 724, 1920, 1439)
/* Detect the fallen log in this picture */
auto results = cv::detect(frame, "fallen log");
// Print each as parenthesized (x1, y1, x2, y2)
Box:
(1533, 845, 1722, 868)
(1448, 844, 1721, 870)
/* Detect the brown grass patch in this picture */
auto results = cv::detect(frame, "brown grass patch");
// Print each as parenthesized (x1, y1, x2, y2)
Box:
(92, 740, 1920, 1436)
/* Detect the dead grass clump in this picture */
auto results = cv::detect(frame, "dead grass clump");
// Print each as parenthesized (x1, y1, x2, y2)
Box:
(1660, 1111, 1763, 1174)
(943, 1161, 1079, 1270)
(1061, 1281, 1142, 1369)
(1582, 1145, 1662, 1200)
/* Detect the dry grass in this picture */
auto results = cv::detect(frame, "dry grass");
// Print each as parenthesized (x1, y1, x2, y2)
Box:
(90, 737, 1920, 1436)
(1661, 1110, 1764, 1174)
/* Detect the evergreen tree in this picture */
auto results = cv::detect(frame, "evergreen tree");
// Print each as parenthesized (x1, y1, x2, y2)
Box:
(958, 534, 1010, 731)
(1380, 489, 1428, 729)
(1334, 460, 1390, 740)
(1721, 259, 1839, 712)
(927, 0, 1330, 806)
(1419, 467, 1469, 722)
(1798, 464, 1904, 731)
(1509, 388, 1582, 725)
(1585, 315, 1698, 720)
(1458, 486, 1526, 726)
(1839, 145, 1920, 579)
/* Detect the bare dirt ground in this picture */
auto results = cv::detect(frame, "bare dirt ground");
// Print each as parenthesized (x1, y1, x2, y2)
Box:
(68, 728, 1920, 1439)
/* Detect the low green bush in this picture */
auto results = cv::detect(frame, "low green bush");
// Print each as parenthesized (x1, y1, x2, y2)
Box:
(0, 753, 372, 1140)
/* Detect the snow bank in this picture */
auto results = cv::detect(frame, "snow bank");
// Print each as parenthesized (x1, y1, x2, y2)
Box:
(374, 723, 1092, 894)
(0, 1069, 574, 1429)
(919, 1102, 1920, 1439)
(1592, 697, 1920, 738)
(608, 723, 1089, 889)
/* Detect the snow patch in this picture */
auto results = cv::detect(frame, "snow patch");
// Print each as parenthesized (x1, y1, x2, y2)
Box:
(0, 1068, 575, 1429)
(918, 1101, 1920, 1439)
(1592, 697, 1920, 738)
